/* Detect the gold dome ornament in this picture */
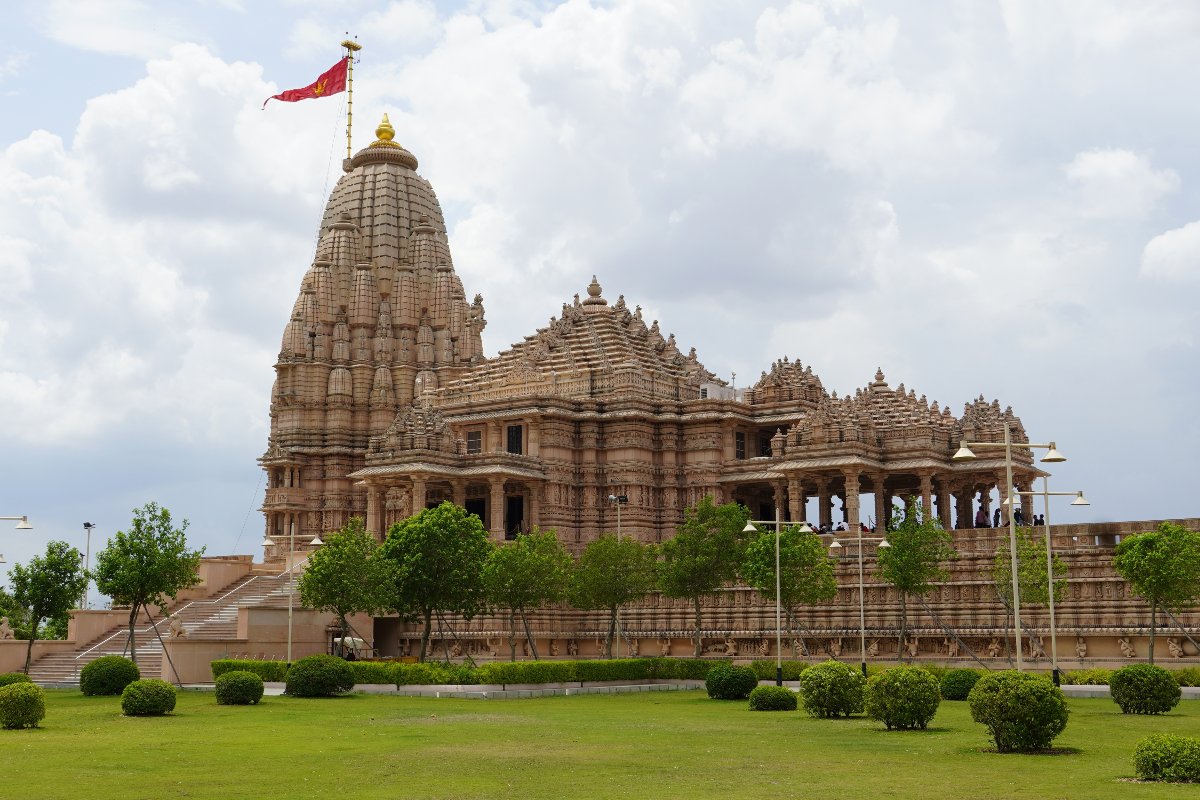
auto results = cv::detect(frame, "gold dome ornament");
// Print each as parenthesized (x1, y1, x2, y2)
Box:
(372, 114, 401, 148)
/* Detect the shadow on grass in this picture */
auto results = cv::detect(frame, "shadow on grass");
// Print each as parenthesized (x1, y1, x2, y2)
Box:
(868, 725, 955, 734)
(976, 746, 1083, 756)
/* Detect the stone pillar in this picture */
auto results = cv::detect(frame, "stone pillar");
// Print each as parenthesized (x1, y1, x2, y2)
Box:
(787, 478, 804, 522)
(772, 481, 786, 525)
(936, 480, 953, 530)
(529, 483, 541, 529)
(980, 484, 993, 526)
(873, 474, 888, 531)
(994, 473, 1009, 526)
(918, 473, 933, 520)
(843, 471, 860, 531)
(488, 478, 505, 539)
(956, 488, 971, 529)
(1019, 481, 1034, 523)
(817, 479, 832, 529)
(450, 480, 467, 508)
(366, 486, 381, 537)
(411, 477, 427, 513)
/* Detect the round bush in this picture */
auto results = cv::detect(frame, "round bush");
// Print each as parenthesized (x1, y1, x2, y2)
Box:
(121, 679, 177, 716)
(215, 670, 265, 706)
(1110, 664, 1181, 715)
(866, 666, 941, 730)
(1133, 734, 1200, 783)
(704, 663, 758, 700)
(284, 654, 355, 698)
(796, 660, 865, 719)
(748, 685, 798, 711)
(968, 671, 1068, 752)
(80, 655, 140, 696)
(0, 682, 45, 730)
(940, 669, 981, 700)
(0, 673, 32, 688)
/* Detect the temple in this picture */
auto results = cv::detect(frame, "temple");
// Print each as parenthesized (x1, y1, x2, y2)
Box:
(261, 116, 1043, 551)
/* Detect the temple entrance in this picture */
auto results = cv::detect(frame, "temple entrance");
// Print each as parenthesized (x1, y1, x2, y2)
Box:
(464, 498, 486, 522)
(505, 495, 524, 539)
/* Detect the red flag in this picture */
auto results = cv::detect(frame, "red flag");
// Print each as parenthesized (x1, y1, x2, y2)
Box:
(263, 58, 349, 108)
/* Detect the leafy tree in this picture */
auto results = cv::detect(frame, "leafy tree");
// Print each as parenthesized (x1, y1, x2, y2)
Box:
(8, 541, 88, 673)
(93, 502, 204, 665)
(742, 524, 837, 653)
(1114, 522, 1200, 664)
(0, 587, 31, 640)
(380, 501, 493, 661)
(876, 499, 954, 660)
(482, 529, 572, 660)
(657, 496, 750, 657)
(992, 527, 1068, 659)
(297, 517, 393, 657)
(569, 534, 658, 658)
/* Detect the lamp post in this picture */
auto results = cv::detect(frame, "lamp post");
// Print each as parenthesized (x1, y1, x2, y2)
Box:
(1, 516, 33, 530)
(743, 516, 816, 686)
(827, 526, 890, 677)
(1007, 482, 1089, 685)
(953, 422, 1066, 671)
(263, 520, 299, 664)
(608, 493, 628, 658)
(82, 522, 97, 609)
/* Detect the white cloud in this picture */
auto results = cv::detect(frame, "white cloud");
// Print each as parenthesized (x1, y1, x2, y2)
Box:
(1140, 220, 1200, 283)
(1065, 148, 1179, 218)
(38, 0, 182, 58)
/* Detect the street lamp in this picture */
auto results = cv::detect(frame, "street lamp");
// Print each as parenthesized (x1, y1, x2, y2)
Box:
(262, 520, 298, 664)
(827, 526, 890, 677)
(1006, 482, 1089, 685)
(82, 522, 97, 609)
(1, 516, 33, 530)
(608, 493, 629, 658)
(953, 421, 1066, 671)
(744, 516, 816, 686)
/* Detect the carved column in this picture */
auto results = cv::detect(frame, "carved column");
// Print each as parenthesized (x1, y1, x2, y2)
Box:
(873, 474, 888, 531)
(529, 483, 541, 529)
(843, 471, 860, 530)
(936, 480, 953, 530)
(994, 473, 1009, 526)
(787, 478, 804, 522)
(979, 484, 993, 526)
(772, 481, 786, 526)
(450, 480, 467, 508)
(411, 477, 427, 514)
(918, 473, 933, 520)
(488, 478, 505, 539)
(365, 485, 381, 537)
(1018, 480, 1034, 523)
(817, 478, 832, 529)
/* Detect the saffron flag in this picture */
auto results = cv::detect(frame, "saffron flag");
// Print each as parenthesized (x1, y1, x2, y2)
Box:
(263, 57, 349, 108)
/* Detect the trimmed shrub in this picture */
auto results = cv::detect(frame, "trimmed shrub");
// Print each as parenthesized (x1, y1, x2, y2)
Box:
(940, 669, 982, 700)
(0, 673, 32, 688)
(1062, 668, 1113, 686)
(121, 679, 177, 716)
(866, 666, 941, 730)
(653, 658, 719, 680)
(210, 659, 289, 682)
(348, 661, 396, 685)
(80, 655, 140, 697)
(1173, 667, 1200, 688)
(0, 682, 45, 729)
(748, 685, 798, 711)
(1133, 734, 1200, 783)
(575, 658, 655, 682)
(705, 663, 758, 700)
(215, 671, 265, 705)
(476, 660, 575, 685)
(749, 660, 808, 681)
(285, 654, 355, 697)
(797, 660, 865, 718)
(968, 671, 1068, 752)
(1110, 664, 1181, 715)
(395, 662, 453, 686)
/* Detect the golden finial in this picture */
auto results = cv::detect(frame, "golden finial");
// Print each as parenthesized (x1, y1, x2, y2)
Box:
(371, 113, 400, 148)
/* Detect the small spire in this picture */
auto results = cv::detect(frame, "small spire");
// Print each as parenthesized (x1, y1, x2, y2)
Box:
(371, 113, 400, 148)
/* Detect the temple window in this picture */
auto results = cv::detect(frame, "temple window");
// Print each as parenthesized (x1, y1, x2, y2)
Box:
(506, 424, 524, 455)
(735, 432, 746, 460)
(466, 430, 483, 454)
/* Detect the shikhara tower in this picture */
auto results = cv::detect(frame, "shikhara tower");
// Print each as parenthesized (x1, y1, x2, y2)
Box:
(261, 114, 1042, 554)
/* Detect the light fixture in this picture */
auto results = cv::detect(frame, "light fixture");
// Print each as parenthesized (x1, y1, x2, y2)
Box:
(828, 539, 843, 549)
(879, 539, 891, 548)
(261, 537, 275, 547)
(310, 534, 324, 546)
(15, 516, 32, 530)
(951, 443, 976, 461)
(1071, 491, 1089, 506)
(742, 521, 757, 534)
(796, 521, 814, 534)
(1040, 443, 1067, 463)
(0, 553, 6, 564)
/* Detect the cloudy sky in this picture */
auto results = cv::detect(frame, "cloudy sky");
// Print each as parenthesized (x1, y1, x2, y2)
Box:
(1, 0, 1198, 582)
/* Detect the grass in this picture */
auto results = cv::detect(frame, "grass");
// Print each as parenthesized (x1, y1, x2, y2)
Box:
(3, 690, 1197, 800)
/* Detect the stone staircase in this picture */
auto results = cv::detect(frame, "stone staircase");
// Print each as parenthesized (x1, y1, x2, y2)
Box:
(28, 559, 308, 686)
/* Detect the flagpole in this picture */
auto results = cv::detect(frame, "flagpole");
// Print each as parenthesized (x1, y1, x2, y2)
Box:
(341, 39, 362, 161)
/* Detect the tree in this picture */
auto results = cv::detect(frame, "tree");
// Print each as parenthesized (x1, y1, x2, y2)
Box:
(742, 524, 837, 653)
(1114, 522, 1200, 664)
(876, 499, 954, 660)
(657, 496, 750, 657)
(380, 501, 493, 661)
(482, 529, 573, 660)
(569, 534, 658, 658)
(93, 502, 204, 665)
(297, 518, 393, 656)
(8, 541, 88, 673)
(992, 526, 1068, 660)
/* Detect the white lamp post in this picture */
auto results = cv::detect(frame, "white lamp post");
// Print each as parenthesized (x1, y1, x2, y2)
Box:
(1, 516, 33, 530)
(827, 527, 890, 677)
(263, 520, 298, 664)
(744, 515, 818, 686)
(82, 522, 97, 609)
(1007, 482, 1089, 685)
(608, 493, 629, 658)
(953, 422, 1066, 671)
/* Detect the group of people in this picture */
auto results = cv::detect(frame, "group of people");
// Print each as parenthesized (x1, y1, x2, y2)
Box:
(973, 507, 1047, 528)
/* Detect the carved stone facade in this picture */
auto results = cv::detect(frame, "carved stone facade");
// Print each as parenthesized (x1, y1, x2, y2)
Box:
(263, 118, 1199, 663)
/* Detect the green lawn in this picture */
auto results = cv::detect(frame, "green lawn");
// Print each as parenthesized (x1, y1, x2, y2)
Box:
(4, 690, 1196, 800)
